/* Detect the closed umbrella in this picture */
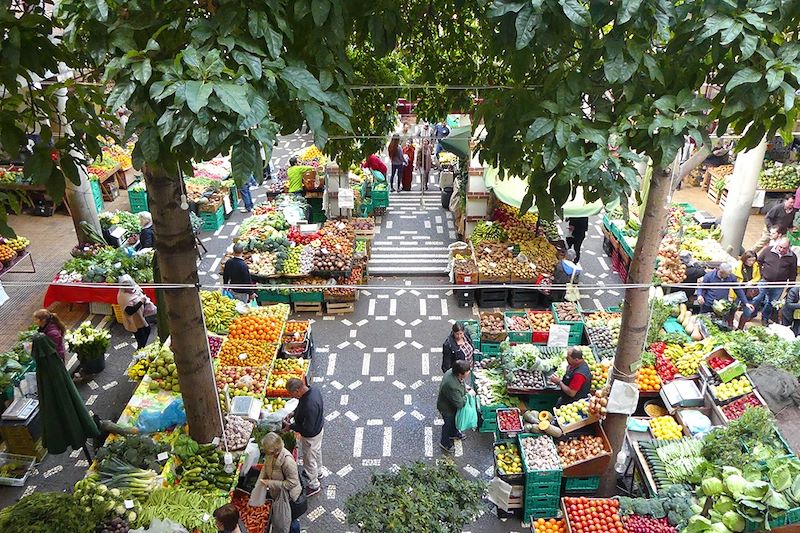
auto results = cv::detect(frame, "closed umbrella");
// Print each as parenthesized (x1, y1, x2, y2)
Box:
(32, 333, 99, 460)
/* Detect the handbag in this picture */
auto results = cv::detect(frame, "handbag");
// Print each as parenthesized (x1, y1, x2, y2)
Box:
(142, 297, 157, 317)
(565, 270, 580, 302)
(282, 460, 308, 520)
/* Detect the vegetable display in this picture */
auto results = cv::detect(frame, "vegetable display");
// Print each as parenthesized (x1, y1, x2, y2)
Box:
(0, 492, 94, 533)
(494, 441, 523, 475)
(563, 497, 623, 533)
(221, 414, 255, 450)
(519, 435, 560, 471)
(136, 487, 229, 533)
(557, 435, 607, 468)
(73, 478, 140, 526)
(553, 302, 581, 322)
(94, 435, 171, 472)
(175, 442, 237, 493)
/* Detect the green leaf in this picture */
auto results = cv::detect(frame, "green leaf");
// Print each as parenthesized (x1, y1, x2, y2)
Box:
(560, 0, 591, 27)
(241, 94, 269, 130)
(265, 28, 283, 59)
(740, 34, 758, 60)
(281, 66, 328, 102)
(132, 59, 152, 84)
(720, 21, 743, 46)
(617, 0, 643, 24)
(302, 102, 324, 133)
(324, 106, 352, 131)
(247, 11, 268, 38)
(60, 153, 81, 186)
(24, 150, 53, 185)
(650, 115, 673, 133)
(726, 67, 762, 90)
(213, 83, 251, 114)
(231, 139, 258, 185)
(555, 121, 571, 147)
(311, 0, 331, 26)
(653, 95, 675, 113)
(182, 46, 202, 71)
(542, 140, 560, 171)
(232, 50, 262, 80)
(741, 13, 766, 31)
(94, 0, 109, 20)
(487, 1, 526, 18)
(702, 14, 732, 38)
(514, 6, 538, 50)
(526, 118, 554, 141)
(781, 82, 796, 111)
(766, 69, 784, 92)
(185, 81, 213, 113)
(106, 81, 135, 112)
(138, 127, 160, 162)
(192, 125, 209, 146)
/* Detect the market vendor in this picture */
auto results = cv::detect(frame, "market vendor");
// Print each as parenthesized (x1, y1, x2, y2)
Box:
(362, 153, 387, 179)
(754, 195, 795, 250)
(695, 262, 754, 320)
(679, 252, 707, 304)
(286, 156, 313, 196)
(550, 347, 591, 407)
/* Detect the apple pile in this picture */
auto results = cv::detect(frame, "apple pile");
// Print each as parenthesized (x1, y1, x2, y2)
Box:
(496, 409, 523, 432)
(215, 366, 269, 397)
(721, 392, 763, 421)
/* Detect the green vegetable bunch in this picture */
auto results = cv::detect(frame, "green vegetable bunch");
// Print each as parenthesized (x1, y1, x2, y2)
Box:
(73, 478, 140, 527)
(95, 435, 170, 472)
(0, 492, 94, 533)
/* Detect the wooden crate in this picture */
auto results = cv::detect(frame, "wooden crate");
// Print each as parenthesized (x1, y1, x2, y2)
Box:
(325, 301, 355, 314)
(294, 302, 323, 314)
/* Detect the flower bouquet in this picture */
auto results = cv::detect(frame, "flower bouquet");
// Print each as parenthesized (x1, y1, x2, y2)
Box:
(65, 323, 110, 373)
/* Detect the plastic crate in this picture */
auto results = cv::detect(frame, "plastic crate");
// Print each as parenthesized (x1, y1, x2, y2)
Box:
(257, 289, 291, 304)
(481, 341, 501, 356)
(372, 189, 389, 208)
(672, 201, 697, 214)
(524, 482, 561, 500)
(523, 392, 559, 413)
(201, 205, 225, 231)
(291, 291, 323, 303)
(523, 505, 561, 523)
(0, 452, 36, 486)
(112, 304, 124, 323)
(564, 476, 600, 493)
(518, 434, 562, 484)
(552, 302, 584, 339)
(786, 507, 800, 525)
(504, 311, 532, 343)
(128, 185, 149, 212)
(568, 331, 583, 346)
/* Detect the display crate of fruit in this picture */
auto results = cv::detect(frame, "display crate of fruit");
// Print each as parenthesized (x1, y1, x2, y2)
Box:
(504, 311, 532, 343)
(527, 310, 555, 344)
(479, 312, 508, 343)
(215, 366, 269, 399)
(699, 347, 746, 383)
(713, 389, 768, 422)
(553, 398, 599, 434)
(496, 408, 524, 438)
(493, 439, 525, 483)
(506, 369, 556, 394)
(0, 452, 36, 486)
(552, 301, 584, 340)
(562, 496, 623, 533)
(648, 415, 685, 441)
(517, 434, 563, 484)
(708, 373, 755, 406)
(556, 423, 612, 477)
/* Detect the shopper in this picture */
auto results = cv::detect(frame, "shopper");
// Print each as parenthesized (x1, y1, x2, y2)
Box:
(126, 211, 155, 251)
(566, 217, 589, 262)
(213, 503, 247, 533)
(416, 138, 434, 191)
(362, 153, 387, 178)
(256, 432, 302, 533)
(755, 237, 798, 325)
(416, 121, 434, 142)
(239, 175, 258, 213)
(755, 195, 795, 250)
(757, 225, 787, 254)
(679, 252, 707, 304)
(286, 156, 312, 196)
(387, 133, 404, 192)
(696, 262, 754, 323)
(549, 347, 592, 407)
(401, 138, 415, 191)
(117, 274, 156, 349)
(437, 359, 470, 453)
(781, 286, 800, 336)
(222, 243, 255, 303)
(731, 251, 762, 329)
(441, 323, 475, 372)
(33, 309, 67, 363)
(283, 378, 324, 497)
(433, 121, 450, 159)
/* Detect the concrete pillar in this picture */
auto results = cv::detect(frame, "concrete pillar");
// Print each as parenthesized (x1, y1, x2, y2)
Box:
(720, 138, 767, 255)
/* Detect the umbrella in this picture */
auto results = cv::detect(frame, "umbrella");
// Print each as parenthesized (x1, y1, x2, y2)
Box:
(439, 125, 472, 160)
(33, 333, 99, 460)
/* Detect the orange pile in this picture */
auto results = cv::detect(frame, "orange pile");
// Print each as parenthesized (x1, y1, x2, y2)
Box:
(284, 321, 309, 335)
(534, 518, 566, 533)
(229, 315, 283, 343)
(636, 366, 662, 391)
(217, 339, 277, 367)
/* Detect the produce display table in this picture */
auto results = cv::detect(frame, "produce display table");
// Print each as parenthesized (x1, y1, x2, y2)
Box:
(43, 281, 156, 307)
(116, 376, 181, 428)
(0, 250, 35, 278)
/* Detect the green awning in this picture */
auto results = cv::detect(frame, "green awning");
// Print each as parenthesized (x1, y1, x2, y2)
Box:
(483, 166, 610, 217)
(439, 125, 472, 160)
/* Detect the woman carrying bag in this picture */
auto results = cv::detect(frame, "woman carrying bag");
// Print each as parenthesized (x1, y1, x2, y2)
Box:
(249, 432, 305, 533)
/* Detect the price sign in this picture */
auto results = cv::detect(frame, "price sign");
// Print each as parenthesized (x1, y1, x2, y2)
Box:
(157, 452, 169, 462)
(124, 500, 135, 510)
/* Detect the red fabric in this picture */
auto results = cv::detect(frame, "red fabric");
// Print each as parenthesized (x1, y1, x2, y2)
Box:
(43, 281, 156, 307)
(401, 145, 415, 190)
(565, 372, 587, 393)
(362, 154, 387, 177)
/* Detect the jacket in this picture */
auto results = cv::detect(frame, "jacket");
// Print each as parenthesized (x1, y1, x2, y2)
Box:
(416, 143, 433, 174)
(136, 226, 155, 250)
(117, 289, 148, 332)
(696, 270, 747, 305)
(290, 387, 324, 438)
(222, 257, 254, 294)
(758, 247, 798, 282)
(730, 261, 761, 299)
(441, 331, 474, 373)
(41, 321, 66, 362)
(781, 286, 800, 326)
(436, 369, 466, 417)
(259, 447, 302, 503)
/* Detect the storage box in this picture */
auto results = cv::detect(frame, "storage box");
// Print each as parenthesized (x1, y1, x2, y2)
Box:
(0, 452, 36, 486)
(552, 302, 584, 339)
(200, 205, 225, 231)
(563, 475, 601, 493)
(480, 312, 508, 343)
(518, 434, 562, 484)
(504, 311, 532, 343)
(559, 423, 613, 477)
(89, 301, 113, 315)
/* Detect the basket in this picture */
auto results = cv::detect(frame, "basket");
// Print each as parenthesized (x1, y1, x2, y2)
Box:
(480, 312, 508, 343)
(112, 304, 124, 323)
(504, 311, 532, 343)
(0, 452, 36, 486)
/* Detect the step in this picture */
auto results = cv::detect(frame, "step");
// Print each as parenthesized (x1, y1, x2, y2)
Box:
(368, 266, 449, 275)
(368, 253, 450, 259)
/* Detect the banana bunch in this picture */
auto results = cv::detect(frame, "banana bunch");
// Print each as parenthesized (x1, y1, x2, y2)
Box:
(674, 343, 706, 376)
(127, 358, 149, 380)
(200, 290, 238, 334)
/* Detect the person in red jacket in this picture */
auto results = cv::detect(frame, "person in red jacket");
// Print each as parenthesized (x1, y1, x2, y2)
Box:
(362, 154, 387, 178)
(33, 308, 67, 362)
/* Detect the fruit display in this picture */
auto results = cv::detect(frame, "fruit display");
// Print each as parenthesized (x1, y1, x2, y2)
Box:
(589, 359, 611, 390)
(563, 497, 623, 533)
(721, 392, 764, 420)
(265, 372, 302, 397)
(245, 303, 290, 319)
(654, 237, 685, 283)
(665, 342, 707, 376)
(759, 161, 800, 190)
(228, 315, 283, 343)
(146, 345, 180, 393)
(516, 236, 558, 274)
(2, 236, 29, 252)
(655, 351, 679, 383)
(479, 312, 506, 341)
(584, 311, 621, 325)
(263, 397, 288, 412)
(493, 441, 523, 475)
(0, 244, 17, 263)
(622, 515, 678, 533)
(508, 369, 548, 390)
(553, 302, 582, 322)
(207, 335, 224, 358)
(557, 435, 608, 467)
(710, 375, 753, 402)
(587, 325, 615, 350)
(474, 241, 515, 279)
(505, 315, 530, 332)
(217, 339, 277, 367)
(470, 221, 508, 245)
(588, 389, 609, 418)
(311, 247, 351, 272)
(175, 442, 237, 493)
(474, 357, 502, 370)
(200, 290, 238, 334)
(649, 415, 683, 440)
(636, 366, 661, 391)
(496, 409, 523, 432)
(533, 518, 566, 533)
(554, 398, 592, 427)
(272, 357, 309, 375)
(527, 310, 554, 331)
(519, 435, 561, 471)
(215, 366, 269, 397)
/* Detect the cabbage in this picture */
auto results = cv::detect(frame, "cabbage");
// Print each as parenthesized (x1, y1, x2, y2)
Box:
(686, 515, 713, 533)
(712, 495, 735, 514)
(741, 480, 770, 500)
(722, 511, 745, 532)
(709, 523, 733, 533)
(724, 475, 749, 497)
(703, 477, 725, 497)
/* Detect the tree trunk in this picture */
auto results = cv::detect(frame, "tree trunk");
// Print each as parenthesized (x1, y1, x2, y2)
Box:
(143, 163, 223, 442)
(720, 138, 767, 256)
(64, 170, 101, 244)
(598, 165, 673, 496)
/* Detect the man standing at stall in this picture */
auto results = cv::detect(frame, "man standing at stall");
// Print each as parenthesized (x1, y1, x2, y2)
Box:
(286, 156, 313, 196)
(755, 237, 798, 325)
(549, 347, 592, 407)
(284, 377, 324, 497)
(754, 195, 796, 250)
(222, 243, 255, 303)
(436, 359, 470, 453)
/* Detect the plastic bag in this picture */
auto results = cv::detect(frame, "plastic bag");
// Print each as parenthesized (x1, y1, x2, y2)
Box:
(135, 398, 187, 433)
(456, 394, 478, 432)
(607, 380, 639, 415)
(679, 409, 712, 436)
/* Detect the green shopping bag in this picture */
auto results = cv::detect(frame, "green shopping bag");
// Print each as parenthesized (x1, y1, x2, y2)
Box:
(456, 393, 478, 432)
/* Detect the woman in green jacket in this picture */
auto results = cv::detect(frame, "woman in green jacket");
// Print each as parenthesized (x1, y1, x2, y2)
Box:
(436, 359, 470, 453)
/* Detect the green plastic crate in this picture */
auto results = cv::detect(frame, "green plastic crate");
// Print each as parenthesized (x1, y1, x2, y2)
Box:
(523, 495, 561, 522)
(568, 331, 584, 346)
(744, 515, 786, 532)
(672, 201, 697, 214)
(229, 186, 239, 209)
(291, 291, 323, 303)
(524, 482, 561, 500)
(200, 205, 225, 231)
(257, 289, 291, 304)
(91, 179, 104, 212)
(504, 311, 532, 343)
(522, 392, 559, 413)
(786, 506, 800, 525)
(128, 184, 149, 213)
(552, 302, 584, 339)
(372, 189, 389, 208)
(481, 341, 501, 356)
(564, 476, 600, 493)
(518, 434, 562, 485)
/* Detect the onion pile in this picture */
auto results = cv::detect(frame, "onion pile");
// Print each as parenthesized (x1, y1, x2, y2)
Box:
(557, 435, 606, 467)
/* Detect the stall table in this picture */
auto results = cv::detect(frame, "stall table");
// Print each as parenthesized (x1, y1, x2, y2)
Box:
(43, 281, 156, 307)
(0, 251, 35, 277)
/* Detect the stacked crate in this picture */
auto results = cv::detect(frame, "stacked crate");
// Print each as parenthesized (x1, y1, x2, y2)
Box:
(519, 434, 562, 522)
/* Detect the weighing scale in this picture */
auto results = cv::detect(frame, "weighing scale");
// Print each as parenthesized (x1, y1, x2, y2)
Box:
(2, 398, 38, 421)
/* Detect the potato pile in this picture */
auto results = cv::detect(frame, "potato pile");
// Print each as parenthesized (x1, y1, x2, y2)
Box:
(480, 312, 505, 335)
(474, 241, 515, 280)
(554, 302, 581, 322)
(510, 258, 537, 281)
(528, 311, 554, 331)
(557, 435, 607, 467)
(654, 237, 685, 283)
